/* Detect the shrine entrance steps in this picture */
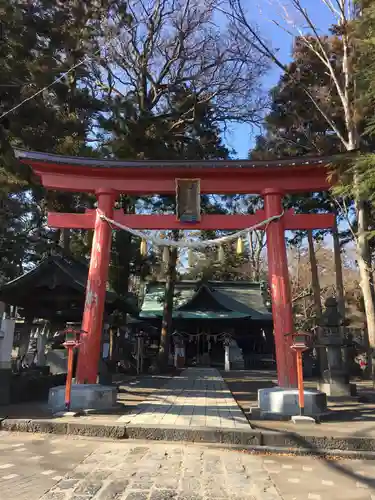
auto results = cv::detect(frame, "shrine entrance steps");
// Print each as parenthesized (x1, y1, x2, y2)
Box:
(117, 367, 251, 430)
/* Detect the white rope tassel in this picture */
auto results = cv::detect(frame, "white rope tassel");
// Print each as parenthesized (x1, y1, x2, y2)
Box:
(188, 248, 194, 267)
(162, 246, 170, 263)
(99, 211, 284, 249)
(218, 245, 225, 262)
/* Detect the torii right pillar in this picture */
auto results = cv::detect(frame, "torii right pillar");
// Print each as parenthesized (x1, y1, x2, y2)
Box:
(263, 188, 297, 388)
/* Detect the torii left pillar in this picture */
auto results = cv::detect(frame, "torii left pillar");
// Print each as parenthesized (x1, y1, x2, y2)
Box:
(76, 189, 116, 384)
(264, 189, 297, 388)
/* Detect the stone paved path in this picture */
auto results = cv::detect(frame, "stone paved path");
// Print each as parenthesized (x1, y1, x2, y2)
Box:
(264, 454, 375, 500)
(117, 368, 250, 429)
(0, 432, 375, 499)
(42, 440, 280, 500)
(0, 431, 98, 500)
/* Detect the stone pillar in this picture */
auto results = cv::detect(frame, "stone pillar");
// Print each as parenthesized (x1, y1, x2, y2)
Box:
(229, 339, 244, 370)
(36, 324, 48, 366)
(76, 189, 116, 384)
(0, 314, 15, 405)
(224, 344, 230, 372)
(0, 315, 15, 369)
(263, 189, 297, 388)
(18, 315, 33, 363)
(224, 334, 231, 372)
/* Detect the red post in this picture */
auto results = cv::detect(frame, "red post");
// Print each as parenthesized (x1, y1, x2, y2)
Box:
(296, 350, 305, 415)
(65, 347, 75, 410)
(263, 188, 297, 388)
(76, 189, 115, 384)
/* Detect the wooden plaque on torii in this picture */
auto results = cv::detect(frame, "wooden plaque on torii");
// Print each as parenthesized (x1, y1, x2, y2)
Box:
(176, 178, 201, 223)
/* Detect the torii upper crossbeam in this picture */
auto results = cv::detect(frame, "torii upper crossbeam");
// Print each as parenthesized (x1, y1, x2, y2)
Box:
(16, 149, 336, 388)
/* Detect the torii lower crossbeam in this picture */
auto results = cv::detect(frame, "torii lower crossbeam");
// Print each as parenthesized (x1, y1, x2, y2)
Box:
(48, 210, 335, 231)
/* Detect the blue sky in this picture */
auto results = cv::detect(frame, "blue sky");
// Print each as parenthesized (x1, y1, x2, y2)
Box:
(225, 0, 334, 158)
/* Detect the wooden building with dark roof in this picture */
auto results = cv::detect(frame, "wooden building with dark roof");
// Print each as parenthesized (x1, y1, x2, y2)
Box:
(0, 254, 137, 323)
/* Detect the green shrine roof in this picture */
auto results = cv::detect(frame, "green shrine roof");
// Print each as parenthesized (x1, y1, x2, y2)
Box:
(140, 281, 272, 321)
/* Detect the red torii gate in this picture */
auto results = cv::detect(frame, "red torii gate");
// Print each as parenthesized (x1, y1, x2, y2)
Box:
(16, 150, 335, 388)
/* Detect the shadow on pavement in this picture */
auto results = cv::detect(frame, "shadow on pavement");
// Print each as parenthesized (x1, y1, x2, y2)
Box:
(0, 372, 178, 420)
(252, 421, 375, 489)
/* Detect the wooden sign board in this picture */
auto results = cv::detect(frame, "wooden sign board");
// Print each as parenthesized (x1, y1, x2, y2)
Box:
(176, 179, 201, 222)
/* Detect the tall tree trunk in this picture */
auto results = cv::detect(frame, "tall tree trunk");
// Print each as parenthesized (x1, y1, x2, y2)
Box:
(307, 230, 327, 373)
(332, 210, 349, 373)
(307, 231, 322, 320)
(59, 228, 70, 253)
(113, 196, 134, 295)
(355, 195, 375, 379)
(344, 26, 375, 378)
(114, 230, 131, 294)
(332, 210, 345, 320)
(157, 245, 178, 371)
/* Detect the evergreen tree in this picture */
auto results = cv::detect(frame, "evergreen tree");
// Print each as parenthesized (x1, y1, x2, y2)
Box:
(249, 36, 353, 334)
(0, 1, 111, 281)
(251, 36, 346, 160)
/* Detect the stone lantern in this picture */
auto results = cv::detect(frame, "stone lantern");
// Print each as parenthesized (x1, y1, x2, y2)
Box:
(316, 297, 356, 397)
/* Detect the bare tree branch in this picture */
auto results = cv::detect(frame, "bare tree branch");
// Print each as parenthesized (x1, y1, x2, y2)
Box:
(218, 0, 356, 149)
(292, 290, 312, 303)
(97, 0, 267, 131)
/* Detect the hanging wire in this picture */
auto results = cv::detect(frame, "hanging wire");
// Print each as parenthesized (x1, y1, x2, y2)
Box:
(171, 331, 233, 341)
(0, 20, 142, 121)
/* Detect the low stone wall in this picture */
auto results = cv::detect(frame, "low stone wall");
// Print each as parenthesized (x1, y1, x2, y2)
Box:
(46, 349, 68, 375)
(9, 372, 67, 404)
(0, 369, 12, 405)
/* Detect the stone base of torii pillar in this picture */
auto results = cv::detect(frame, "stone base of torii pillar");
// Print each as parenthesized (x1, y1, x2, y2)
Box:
(250, 387, 328, 420)
(48, 384, 118, 414)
